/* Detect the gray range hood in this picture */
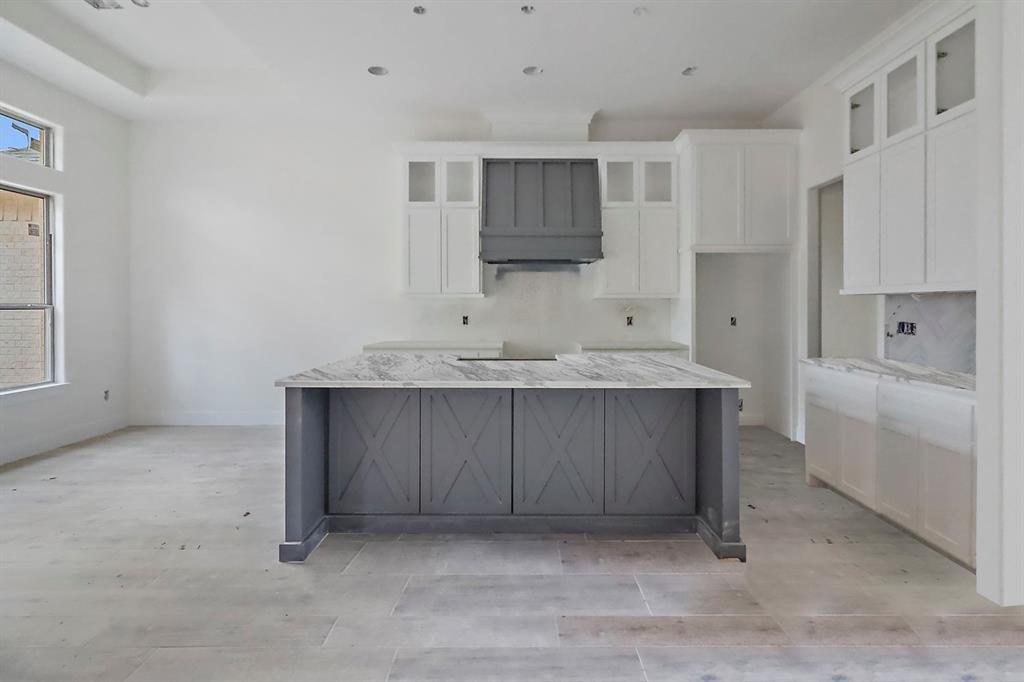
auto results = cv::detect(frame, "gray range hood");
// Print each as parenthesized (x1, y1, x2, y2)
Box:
(480, 159, 603, 264)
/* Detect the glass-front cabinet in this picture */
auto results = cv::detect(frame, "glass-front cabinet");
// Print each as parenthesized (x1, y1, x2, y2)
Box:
(845, 77, 879, 163)
(882, 45, 925, 147)
(928, 11, 975, 128)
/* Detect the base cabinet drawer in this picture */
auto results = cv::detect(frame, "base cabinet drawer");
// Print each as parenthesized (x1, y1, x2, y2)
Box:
(421, 389, 512, 514)
(605, 389, 696, 515)
(513, 389, 604, 514)
(327, 389, 420, 514)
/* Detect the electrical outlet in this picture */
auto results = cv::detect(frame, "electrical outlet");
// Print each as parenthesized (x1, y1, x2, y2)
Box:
(626, 315, 633, 327)
(730, 316, 737, 327)
(103, 390, 110, 401)
(896, 321, 917, 336)
(462, 315, 469, 326)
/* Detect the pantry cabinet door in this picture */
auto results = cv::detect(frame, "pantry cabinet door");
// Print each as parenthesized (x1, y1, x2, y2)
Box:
(441, 208, 481, 295)
(927, 113, 976, 288)
(600, 208, 640, 295)
(879, 134, 926, 286)
(638, 207, 678, 296)
(407, 208, 442, 294)
(744, 144, 794, 246)
(694, 144, 744, 246)
(842, 154, 881, 290)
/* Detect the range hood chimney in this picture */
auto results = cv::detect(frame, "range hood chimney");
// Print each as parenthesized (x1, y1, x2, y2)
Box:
(480, 158, 603, 264)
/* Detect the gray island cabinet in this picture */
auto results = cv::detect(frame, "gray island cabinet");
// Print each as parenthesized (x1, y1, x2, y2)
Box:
(274, 352, 750, 562)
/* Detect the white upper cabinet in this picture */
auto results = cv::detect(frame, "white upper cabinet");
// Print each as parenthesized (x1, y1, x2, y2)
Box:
(879, 134, 926, 286)
(694, 144, 744, 246)
(403, 157, 482, 296)
(680, 132, 797, 252)
(842, 153, 881, 290)
(928, 10, 975, 128)
(744, 144, 796, 246)
(845, 76, 880, 163)
(840, 8, 976, 294)
(882, 45, 926, 147)
(927, 113, 976, 287)
(596, 156, 679, 298)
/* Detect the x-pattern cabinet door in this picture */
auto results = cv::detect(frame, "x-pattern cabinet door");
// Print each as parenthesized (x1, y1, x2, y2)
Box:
(513, 389, 604, 515)
(605, 389, 696, 515)
(421, 389, 512, 514)
(327, 389, 420, 514)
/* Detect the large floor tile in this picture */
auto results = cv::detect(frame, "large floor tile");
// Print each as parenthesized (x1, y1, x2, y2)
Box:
(324, 615, 559, 648)
(908, 615, 1024, 645)
(84, 612, 337, 648)
(123, 646, 395, 682)
(559, 540, 739, 574)
(557, 615, 790, 646)
(0, 647, 151, 682)
(774, 614, 922, 645)
(636, 574, 765, 615)
(393, 574, 648, 615)
(388, 647, 645, 681)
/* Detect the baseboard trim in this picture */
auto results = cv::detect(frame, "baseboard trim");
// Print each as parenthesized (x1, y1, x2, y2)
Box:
(130, 410, 283, 426)
(0, 415, 127, 467)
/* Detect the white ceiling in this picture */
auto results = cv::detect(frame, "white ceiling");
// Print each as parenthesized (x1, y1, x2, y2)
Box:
(34, 0, 920, 122)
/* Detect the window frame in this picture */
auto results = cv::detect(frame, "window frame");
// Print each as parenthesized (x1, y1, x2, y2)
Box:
(0, 184, 55, 392)
(0, 107, 52, 168)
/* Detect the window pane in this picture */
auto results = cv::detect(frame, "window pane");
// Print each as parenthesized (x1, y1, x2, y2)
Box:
(0, 187, 47, 305)
(0, 309, 49, 390)
(0, 112, 46, 166)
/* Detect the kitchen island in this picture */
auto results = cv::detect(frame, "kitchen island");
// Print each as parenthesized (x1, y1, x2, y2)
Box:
(274, 352, 750, 562)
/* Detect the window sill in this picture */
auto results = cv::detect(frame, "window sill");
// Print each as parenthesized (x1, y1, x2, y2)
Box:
(0, 382, 68, 406)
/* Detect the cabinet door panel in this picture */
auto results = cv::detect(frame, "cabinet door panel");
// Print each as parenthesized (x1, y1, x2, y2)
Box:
(880, 135, 926, 286)
(422, 389, 511, 514)
(695, 145, 744, 246)
(605, 390, 695, 514)
(805, 399, 839, 485)
(927, 114, 976, 286)
(876, 421, 920, 529)
(920, 440, 974, 564)
(328, 389, 420, 514)
(407, 208, 441, 293)
(514, 389, 604, 515)
(843, 154, 881, 289)
(745, 144, 794, 245)
(838, 413, 877, 507)
(638, 207, 677, 296)
(601, 208, 639, 295)
(442, 208, 480, 294)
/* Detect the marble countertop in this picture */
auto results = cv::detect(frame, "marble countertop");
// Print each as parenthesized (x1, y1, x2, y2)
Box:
(801, 357, 975, 392)
(363, 340, 505, 351)
(276, 352, 750, 389)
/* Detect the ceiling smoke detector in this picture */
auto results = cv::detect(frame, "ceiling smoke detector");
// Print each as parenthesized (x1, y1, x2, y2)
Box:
(520, 5, 535, 14)
(412, 5, 426, 14)
(367, 66, 389, 76)
(522, 66, 543, 76)
(681, 66, 697, 76)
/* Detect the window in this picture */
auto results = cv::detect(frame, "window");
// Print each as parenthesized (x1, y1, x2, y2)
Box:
(0, 110, 49, 167)
(0, 185, 53, 391)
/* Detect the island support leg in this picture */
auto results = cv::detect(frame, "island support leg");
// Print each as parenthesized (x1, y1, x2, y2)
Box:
(695, 387, 746, 561)
(279, 387, 329, 562)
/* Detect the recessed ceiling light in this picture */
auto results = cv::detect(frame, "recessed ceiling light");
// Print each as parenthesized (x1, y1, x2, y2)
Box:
(522, 66, 543, 76)
(368, 66, 389, 76)
(632, 6, 648, 16)
(412, 5, 426, 14)
(681, 66, 697, 76)
(520, 5, 535, 14)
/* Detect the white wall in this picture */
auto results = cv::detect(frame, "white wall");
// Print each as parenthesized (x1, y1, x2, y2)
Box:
(694, 253, 790, 434)
(0, 60, 129, 465)
(127, 117, 673, 425)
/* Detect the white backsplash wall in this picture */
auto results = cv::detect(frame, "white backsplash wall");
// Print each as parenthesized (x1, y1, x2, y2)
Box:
(885, 292, 976, 374)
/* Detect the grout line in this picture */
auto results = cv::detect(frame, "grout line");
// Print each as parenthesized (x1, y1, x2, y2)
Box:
(389, 575, 414, 616)
(384, 646, 400, 682)
(319, 615, 341, 647)
(120, 647, 157, 682)
(556, 538, 565, 575)
(634, 574, 654, 616)
(340, 541, 369, 575)
(635, 646, 650, 682)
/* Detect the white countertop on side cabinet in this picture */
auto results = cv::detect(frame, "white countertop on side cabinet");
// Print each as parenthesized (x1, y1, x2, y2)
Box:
(572, 340, 690, 353)
(801, 357, 975, 393)
(363, 340, 505, 352)
(276, 352, 749, 390)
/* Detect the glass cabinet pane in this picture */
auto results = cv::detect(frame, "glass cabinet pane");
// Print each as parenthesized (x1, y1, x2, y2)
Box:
(445, 160, 475, 203)
(605, 161, 634, 203)
(886, 57, 918, 139)
(644, 161, 672, 202)
(935, 20, 975, 116)
(849, 83, 875, 155)
(408, 161, 436, 202)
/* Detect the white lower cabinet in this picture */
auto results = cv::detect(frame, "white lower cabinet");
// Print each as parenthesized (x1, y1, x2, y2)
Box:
(804, 364, 976, 567)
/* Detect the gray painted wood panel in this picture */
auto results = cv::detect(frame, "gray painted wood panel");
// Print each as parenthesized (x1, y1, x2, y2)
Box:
(327, 389, 420, 514)
(605, 389, 696, 515)
(421, 389, 512, 514)
(513, 389, 604, 515)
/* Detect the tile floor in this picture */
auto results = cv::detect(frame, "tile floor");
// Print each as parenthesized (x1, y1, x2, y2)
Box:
(1, 426, 1022, 681)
